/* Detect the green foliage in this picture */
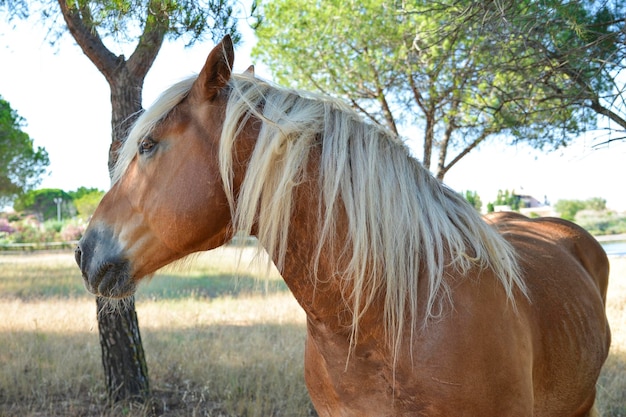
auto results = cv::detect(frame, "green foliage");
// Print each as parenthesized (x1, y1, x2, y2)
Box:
(554, 199, 586, 220)
(73, 190, 104, 220)
(463, 190, 482, 212)
(1, 185, 99, 243)
(253, 0, 422, 125)
(0, 214, 86, 245)
(554, 197, 606, 221)
(13, 188, 76, 221)
(66, 186, 99, 200)
(254, 0, 407, 102)
(0, 97, 50, 206)
(253, 0, 625, 177)
(492, 189, 520, 211)
(12, 0, 241, 47)
(68, 187, 104, 219)
(584, 197, 607, 211)
(12, 186, 103, 221)
(576, 212, 626, 236)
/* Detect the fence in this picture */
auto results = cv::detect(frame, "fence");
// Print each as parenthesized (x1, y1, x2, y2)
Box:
(0, 235, 257, 254)
(0, 241, 79, 253)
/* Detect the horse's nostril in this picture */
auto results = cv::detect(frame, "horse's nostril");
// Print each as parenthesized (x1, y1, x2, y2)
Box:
(74, 245, 83, 269)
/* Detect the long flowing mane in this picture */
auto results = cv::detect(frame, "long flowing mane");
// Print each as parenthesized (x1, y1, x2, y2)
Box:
(118, 73, 526, 358)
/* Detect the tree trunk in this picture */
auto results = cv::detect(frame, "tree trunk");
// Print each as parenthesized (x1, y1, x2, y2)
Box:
(96, 74, 150, 403)
(422, 109, 435, 171)
(108, 73, 145, 175)
(56, 1, 167, 403)
(96, 296, 149, 402)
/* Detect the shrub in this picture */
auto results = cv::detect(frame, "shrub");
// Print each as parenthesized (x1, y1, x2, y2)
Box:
(554, 199, 586, 221)
(0, 216, 88, 244)
(11, 221, 42, 243)
(554, 198, 607, 221)
(576, 210, 626, 236)
(72, 190, 104, 220)
(60, 222, 85, 241)
(0, 218, 14, 234)
(44, 220, 64, 234)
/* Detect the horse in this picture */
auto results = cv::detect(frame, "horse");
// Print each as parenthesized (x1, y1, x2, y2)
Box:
(75, 36, 610, 416)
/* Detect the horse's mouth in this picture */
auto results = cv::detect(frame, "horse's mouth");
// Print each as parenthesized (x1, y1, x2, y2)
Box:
(89, 261, 135, 298)
(75, 245, 136, 299)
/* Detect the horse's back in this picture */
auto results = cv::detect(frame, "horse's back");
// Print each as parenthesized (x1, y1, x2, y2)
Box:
(486, 212, 610, 416)
(486, 211, 609, 302)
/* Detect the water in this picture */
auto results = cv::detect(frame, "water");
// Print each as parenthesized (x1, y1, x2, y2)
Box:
(600, 240, 626, 256)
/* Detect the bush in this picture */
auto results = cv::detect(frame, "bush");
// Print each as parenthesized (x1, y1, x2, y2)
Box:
(60, 222, 85, 241)
(575, 210, 626, 236)
(554, 197, 607, 221)
(0, 218, 14, 234)
(463, 190, 482, 212)
(13, 189, 76, 221)
(554, 199, 587, 221)
(11, 220, 43, 243)
(73, 190, 104, 220)
(45, 220, 64, 234)
(0, 216, 86, 244)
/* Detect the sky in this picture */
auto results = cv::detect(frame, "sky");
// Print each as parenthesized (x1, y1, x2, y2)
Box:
(1, 12, 626, 211)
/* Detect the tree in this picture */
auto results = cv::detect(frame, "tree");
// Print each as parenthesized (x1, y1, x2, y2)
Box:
(4, 0, 240, 403)
(68, 187, 105, 220)
(13, 188, 75, 221)
(555, 197, 607, 220)
(492, 189, 521, 211)
(57, 0, 240, 403)
(445, 0, 626, 145)
(55, 0, 241, 173)
(585, 197, 607, 212)
(463, 190, 482, 212)
(555, 199, 588, 220)
(0, 97, 49, 207)
(252, 0, 625, 179)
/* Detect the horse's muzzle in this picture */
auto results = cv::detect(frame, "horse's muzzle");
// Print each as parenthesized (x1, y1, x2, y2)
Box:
(75, 226, 135, 298)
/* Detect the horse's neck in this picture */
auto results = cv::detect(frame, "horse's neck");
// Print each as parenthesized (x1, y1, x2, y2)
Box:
(275, 178, 351, 330)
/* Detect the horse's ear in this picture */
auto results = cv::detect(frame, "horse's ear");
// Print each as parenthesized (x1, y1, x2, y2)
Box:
(193, 35, 235, 101)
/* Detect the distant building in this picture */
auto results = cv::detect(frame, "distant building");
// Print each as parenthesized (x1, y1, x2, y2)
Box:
(492, 193, 556, 217)
(517, 194, 544, 208)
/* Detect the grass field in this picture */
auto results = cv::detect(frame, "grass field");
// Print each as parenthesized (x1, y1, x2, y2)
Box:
(0, 248, 625, 416)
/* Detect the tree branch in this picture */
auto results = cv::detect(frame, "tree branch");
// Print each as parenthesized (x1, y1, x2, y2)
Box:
(56, 0, 119, 83)
(376, 87, 398, 136)
(127, 0, 169, 81)
(435, 99, 460, 179)
(439, 129, 492, 179)
(348, 99, 384, 127)
(588, 98, 626, 130)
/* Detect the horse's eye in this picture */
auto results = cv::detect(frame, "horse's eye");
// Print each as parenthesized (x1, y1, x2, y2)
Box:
(138, 137, 157, 155)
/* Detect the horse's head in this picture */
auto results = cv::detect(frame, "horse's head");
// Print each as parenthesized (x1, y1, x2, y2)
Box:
(75, 36, 245, 298)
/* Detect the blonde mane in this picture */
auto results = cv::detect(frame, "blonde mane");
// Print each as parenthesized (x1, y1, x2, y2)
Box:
(221, 74, 527, 355)
(118, 73, 527, 359)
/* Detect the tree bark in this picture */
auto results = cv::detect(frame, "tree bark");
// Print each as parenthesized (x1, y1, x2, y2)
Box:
(57, 0, 167, 403)
(96, 297, 150, 402)
(94, 70, 150, 403)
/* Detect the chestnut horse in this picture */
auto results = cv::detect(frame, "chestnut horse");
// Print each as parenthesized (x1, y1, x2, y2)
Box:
(76, 36, 610, 416)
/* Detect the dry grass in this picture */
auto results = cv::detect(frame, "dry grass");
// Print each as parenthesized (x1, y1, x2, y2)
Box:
(0, 248, 312, 416)
(598, 257, 626, 417)
(0, 249, 625, 416)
